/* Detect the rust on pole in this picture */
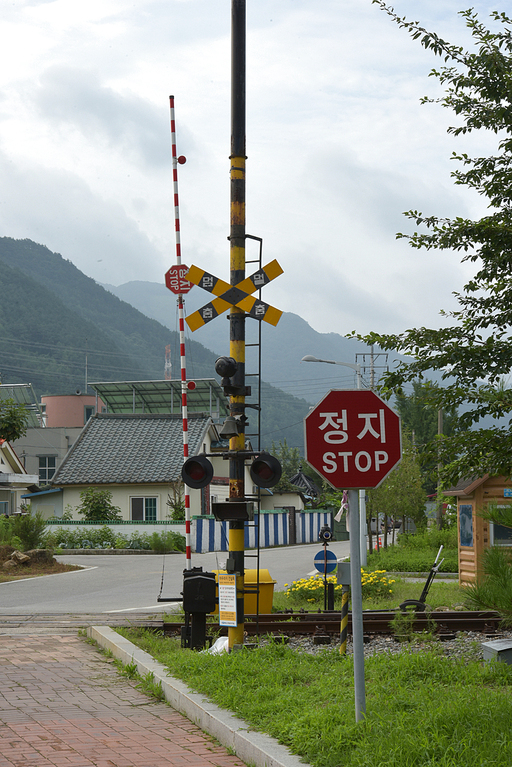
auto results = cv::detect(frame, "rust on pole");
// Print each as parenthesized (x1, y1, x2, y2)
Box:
(228, 0, 246, 649)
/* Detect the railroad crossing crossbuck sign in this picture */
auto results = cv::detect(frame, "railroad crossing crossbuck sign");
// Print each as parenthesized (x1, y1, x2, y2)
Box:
(304, 389, 401, 489)
(184, 259, 283, 331)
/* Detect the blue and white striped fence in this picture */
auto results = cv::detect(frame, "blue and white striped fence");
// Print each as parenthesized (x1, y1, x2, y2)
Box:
(193, 509, 333, 553)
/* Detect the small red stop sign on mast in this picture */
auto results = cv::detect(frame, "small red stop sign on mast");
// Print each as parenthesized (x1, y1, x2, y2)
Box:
(165, 264, 193, 295)
(304, 390, 401, 489)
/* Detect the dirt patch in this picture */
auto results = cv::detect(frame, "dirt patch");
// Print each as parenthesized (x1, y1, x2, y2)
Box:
(0, 550, 82, 583)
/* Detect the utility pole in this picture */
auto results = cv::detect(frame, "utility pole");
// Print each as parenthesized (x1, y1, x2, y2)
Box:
(436, 408, 443, 530)
(228, 0, 246, 649)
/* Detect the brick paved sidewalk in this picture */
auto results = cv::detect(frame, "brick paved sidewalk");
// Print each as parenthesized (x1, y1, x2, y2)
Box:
(0, 634, 247, 767)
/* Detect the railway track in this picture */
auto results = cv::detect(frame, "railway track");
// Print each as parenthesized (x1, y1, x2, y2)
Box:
(0, 610, 502, 639)
(161, 610, 504, 639)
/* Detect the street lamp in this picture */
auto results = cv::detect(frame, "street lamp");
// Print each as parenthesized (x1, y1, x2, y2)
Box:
(301, 355, 362, 390)
(301, 354, 367, 565)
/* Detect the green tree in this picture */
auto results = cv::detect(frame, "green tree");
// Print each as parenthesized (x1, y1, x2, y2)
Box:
(76, 488, 122, 521)
(269, 439, 322, 496)
(395, 380, 457, 494)
(366, 431, 426, 546)
(355, 4, 512, 485)
(0, 398, 29, 442)
(10, 509, 48, 551)
(166, 481, 185, 521)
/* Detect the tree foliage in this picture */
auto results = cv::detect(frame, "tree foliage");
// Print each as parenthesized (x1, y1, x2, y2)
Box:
(354, 4, 512, 484)
(76, 487, 122, 521)
(270, 438, 323, 497)
(366, 431, 426, 530)
(0, 398, 29, 442)
(394, 380, 457, 493)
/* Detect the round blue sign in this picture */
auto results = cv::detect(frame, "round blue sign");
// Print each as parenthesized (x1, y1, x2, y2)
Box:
(314, 549, 337, 574)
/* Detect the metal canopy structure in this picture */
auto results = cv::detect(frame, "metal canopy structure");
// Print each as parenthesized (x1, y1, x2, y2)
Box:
(0, 383, 44, 427)
(89, 379, 228, 419)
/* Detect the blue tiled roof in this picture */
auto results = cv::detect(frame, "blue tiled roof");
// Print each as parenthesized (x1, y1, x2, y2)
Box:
(52, 413, 212, 485)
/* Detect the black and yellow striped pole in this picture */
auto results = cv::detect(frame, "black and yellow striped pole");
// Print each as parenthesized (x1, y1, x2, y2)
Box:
(339, 586, 349, 655)
(227, 0, 246, 650)
(337, 562, 351, 656)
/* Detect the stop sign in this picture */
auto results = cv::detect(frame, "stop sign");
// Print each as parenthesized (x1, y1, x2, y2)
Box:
(304, 389, 401, 489)
(165, 264, 193, 294)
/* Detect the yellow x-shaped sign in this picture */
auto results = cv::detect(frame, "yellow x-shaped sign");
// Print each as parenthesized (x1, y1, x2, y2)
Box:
(185, 259, 283, 332)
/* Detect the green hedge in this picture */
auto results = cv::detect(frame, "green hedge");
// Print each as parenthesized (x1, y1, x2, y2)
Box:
(43, 525, 185, 553)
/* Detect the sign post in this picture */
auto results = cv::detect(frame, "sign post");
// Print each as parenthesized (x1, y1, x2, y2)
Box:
(304, 389, 401, 722)
(348, 488, 365, 720)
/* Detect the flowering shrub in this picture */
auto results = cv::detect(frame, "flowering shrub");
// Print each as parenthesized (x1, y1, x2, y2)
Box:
(360, 569, 395, 600)
(284, 574, 342, 604)
(283, 568, 395, 605)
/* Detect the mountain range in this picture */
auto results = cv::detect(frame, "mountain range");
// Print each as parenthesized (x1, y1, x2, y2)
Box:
(103, 279, 396, 406)
(1, 237, 392, 450)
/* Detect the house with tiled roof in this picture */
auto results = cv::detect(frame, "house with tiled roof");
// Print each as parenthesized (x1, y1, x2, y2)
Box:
(0, 439, 38, 515)
(26, 412, 227, 521)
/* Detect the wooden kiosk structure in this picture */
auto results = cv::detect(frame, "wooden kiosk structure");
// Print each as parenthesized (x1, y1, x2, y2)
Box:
(447, 475, 512, 585)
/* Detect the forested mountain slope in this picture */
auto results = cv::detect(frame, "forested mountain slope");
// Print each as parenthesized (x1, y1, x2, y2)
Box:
(0, 238, 309, 449)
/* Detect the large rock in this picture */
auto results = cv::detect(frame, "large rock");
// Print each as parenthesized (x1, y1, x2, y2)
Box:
(25, 549, 56, 565)
(11, 550, 31, 565)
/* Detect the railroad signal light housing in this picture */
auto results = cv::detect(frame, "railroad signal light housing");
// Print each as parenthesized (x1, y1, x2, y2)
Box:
(319, 524, 333, 543)
(250, 452, 282, 489)
(181, 454, 214, 489)
(211, 500, 254, 522)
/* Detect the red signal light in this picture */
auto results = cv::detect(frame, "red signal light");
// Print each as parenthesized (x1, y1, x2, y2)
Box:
(182, 455, 214, 489)
(250, 452, 282, 488)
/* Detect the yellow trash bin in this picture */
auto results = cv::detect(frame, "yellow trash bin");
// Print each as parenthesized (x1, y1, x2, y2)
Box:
(211, 568, 276, 614)
(244, 569, 276, 614)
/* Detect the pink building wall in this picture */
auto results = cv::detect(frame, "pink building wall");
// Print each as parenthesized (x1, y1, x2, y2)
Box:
(41, 394, 105, 428)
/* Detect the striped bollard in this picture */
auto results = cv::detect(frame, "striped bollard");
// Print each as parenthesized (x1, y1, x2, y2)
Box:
(339, 586, 349, 655)
(337, 561, 352, 655)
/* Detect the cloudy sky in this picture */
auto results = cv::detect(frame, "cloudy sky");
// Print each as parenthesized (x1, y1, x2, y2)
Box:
(0, 0, 500, 338)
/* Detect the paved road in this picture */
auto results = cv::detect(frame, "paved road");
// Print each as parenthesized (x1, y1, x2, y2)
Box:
(0, 541, 351, 615)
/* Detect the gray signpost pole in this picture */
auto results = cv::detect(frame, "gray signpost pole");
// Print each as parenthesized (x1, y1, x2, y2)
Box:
(348, 488, 366, 721)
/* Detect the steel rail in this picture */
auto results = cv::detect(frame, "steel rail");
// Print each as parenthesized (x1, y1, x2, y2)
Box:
(160, 610, 503, 639)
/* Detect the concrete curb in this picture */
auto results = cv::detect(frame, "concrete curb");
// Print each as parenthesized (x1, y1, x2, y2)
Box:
(87, 626, 309, 767)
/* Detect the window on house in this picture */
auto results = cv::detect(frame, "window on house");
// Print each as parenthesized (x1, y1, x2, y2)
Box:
(131, 497, 157, 521)
(84, 406, 95, 423)
(491, 522, 512, 546)
(38, 456, 56, 483)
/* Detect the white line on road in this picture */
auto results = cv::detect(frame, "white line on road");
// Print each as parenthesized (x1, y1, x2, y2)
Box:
(104, 604, 182, 613)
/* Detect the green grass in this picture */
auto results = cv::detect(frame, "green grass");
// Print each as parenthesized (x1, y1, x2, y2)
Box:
(116, 627, 512, 767)
(366, 546, 458, 573)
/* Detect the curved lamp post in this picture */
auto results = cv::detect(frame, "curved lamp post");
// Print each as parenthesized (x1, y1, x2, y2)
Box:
(301, 355, 362, 390)
(301, 354, 367, 566)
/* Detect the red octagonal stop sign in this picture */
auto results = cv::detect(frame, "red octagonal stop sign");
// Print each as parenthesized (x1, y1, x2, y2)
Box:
(165, 264, 193, 295)
(304, 389, 401, 489)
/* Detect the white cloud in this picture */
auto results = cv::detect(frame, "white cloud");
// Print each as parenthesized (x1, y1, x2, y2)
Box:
(0, 0, 502, 338)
